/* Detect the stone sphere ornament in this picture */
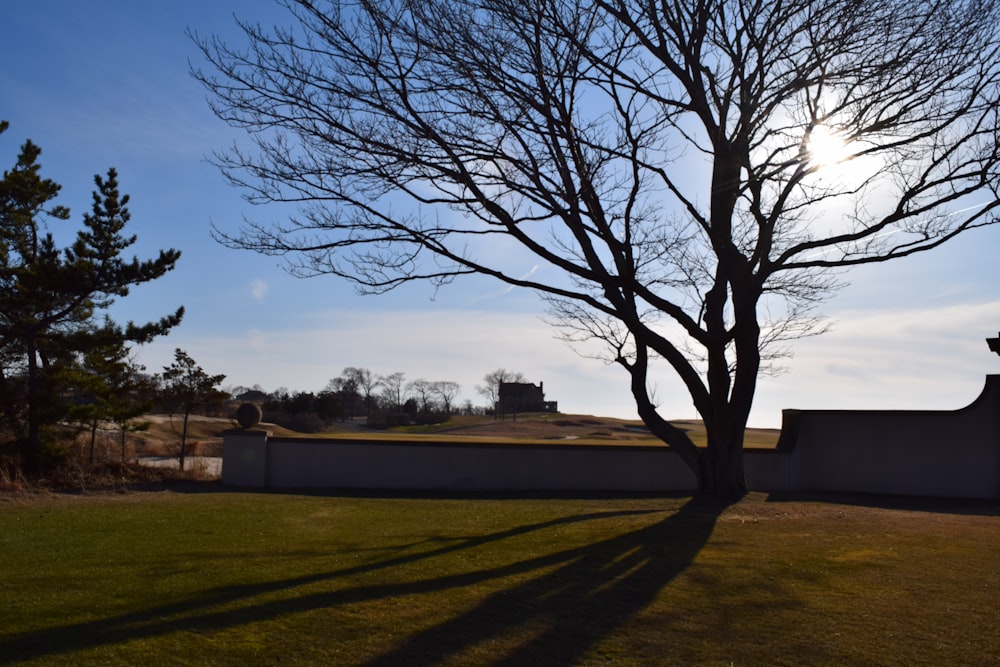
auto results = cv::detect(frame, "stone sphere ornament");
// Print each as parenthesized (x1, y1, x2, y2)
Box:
(235, 402, 263, 429)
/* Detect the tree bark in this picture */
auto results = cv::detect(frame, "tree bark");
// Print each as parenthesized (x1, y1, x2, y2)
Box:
(23, 334, 41, 476)
(699, 425, 749, 499)
(179, 410, 189, 472)
(89, 422, 98, 465)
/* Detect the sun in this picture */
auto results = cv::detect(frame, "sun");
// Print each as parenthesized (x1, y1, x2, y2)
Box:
(805, 124, 850, 169)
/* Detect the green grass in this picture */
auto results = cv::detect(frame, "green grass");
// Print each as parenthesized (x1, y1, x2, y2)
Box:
(1, 489, 997, 665)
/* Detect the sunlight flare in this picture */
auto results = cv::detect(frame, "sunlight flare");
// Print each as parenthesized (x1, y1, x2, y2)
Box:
(805, 124, 850, 169)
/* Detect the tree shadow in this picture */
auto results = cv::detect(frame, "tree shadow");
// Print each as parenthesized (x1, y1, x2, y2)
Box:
(0, 498, 727, 665)
(362, 495, 727, 665)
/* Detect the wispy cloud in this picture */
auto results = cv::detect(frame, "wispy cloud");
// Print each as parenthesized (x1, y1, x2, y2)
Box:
(136, 307, 635, 417)
(463, 264, 545, 304)
(134, 298, 1000, 427)
(753, 298, 1000, 425)
(249, 279, 269, 302)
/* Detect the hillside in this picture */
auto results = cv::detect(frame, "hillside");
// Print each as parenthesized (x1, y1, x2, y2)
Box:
(130, 412, 781, 455)
(383, 413, 781, 448)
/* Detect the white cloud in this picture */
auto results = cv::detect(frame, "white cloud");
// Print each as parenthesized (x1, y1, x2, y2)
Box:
(134, 298, 1000, 429)
(249, 279, 269, 302)
(135, 308, 638, 417)
(753, 298, 1000, 426)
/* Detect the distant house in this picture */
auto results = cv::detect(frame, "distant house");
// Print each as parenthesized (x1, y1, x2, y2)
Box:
(496, 381, 558, 417)
(235, 389, 269, 403)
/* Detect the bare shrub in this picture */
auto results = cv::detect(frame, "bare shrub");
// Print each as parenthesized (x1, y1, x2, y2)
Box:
(141, 439, 178, 458)
(0, 463, 28, 493)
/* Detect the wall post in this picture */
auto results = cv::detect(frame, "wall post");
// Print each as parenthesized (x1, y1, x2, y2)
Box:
(221, 428, 271, 487)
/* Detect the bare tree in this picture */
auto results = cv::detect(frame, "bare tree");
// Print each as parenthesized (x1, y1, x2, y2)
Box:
(193, 0, 1000, 496)
(432, 380, 462, 416)
(476, 369, 527, 407)
(379, 371, 406, 412)
(406, 378, 435, 413)
(324, 373, 359, 419)
(339, 366, 380, 421)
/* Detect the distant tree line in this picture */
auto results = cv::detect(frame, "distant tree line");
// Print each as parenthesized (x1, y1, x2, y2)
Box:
(232, 367, 534, 433)
(233, 366, 471, 432)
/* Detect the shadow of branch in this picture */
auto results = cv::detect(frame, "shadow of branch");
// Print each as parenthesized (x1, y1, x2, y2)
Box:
(0, 507, 670, 664)
(363, 496, 729, 666)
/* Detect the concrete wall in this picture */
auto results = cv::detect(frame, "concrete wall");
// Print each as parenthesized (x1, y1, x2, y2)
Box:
(775, 375, 1000, 499)
(221, 433, 794, 494)
(225, 436, 699, 492)
(222, 375, 1000, 499)
(221, 429, 270, 488)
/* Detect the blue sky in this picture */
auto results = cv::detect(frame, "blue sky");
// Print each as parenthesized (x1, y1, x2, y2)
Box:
(2, 1, 999, 427)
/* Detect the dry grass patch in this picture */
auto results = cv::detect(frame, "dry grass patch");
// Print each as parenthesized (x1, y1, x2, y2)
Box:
(314, 413, 782, 448)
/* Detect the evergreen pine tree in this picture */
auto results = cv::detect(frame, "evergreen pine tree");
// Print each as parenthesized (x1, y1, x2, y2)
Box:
(0, 123, 183, 474)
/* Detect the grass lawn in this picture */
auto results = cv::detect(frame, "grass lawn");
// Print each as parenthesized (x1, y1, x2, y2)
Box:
(0, 488, 997, 666)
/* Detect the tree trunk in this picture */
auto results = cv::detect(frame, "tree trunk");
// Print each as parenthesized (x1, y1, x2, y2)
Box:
(179, 410, 189, 472)
(644, 412, 748, 498)
(635, 370, 751, 497)
(23, 334, 41, 476)
(698, 433, 748, 498)
(89, 422, 98, 465)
